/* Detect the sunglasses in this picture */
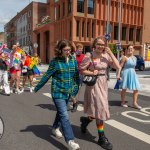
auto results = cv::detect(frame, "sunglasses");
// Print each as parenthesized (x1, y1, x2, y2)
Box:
(96, 43, 105, 46)
(62, 48, 71, 52)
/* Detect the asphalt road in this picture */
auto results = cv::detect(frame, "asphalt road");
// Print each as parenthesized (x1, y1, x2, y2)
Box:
(0, 75, 150, 150)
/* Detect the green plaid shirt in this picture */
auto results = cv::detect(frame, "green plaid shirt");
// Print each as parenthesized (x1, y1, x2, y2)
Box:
(34, 55, 79, 99)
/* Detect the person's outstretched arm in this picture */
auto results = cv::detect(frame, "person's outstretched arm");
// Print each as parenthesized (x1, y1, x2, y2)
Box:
(34, 59, 56, 92)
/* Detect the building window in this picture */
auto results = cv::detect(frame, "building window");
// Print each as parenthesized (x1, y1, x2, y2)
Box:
(82, 21, 84, 37)
(63, 2, 65, 16)
(88, 0, 94, 14)
(76, 20, 80, 37)
(28, 23, 31, 30)
(87, 22, 90, 37)
(129, 28, 134, 41)
(68, 0, 72, 13)
(114, 26, 118, 40)
(136, 28, 141, 42)
(77, 0, 84, 13)
(122, 27, 126, 41)
(28, 10, 31, 17)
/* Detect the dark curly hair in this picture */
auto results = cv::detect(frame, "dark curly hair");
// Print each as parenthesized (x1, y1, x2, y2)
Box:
(54, 39, 75, 57)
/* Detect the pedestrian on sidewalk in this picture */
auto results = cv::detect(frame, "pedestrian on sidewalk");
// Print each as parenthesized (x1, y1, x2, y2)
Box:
(34, 39, 80, 150)
(70, 43, 85, 112)
(79, 37, 120, 150)
(118, 44, 142, 109)
(0, 51, 10, 96)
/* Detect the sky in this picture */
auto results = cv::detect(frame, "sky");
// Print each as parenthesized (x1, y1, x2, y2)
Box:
(0, 0, 46, 32)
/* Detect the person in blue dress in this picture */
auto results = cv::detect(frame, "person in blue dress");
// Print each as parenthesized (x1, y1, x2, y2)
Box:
(117, 44, 142, 109)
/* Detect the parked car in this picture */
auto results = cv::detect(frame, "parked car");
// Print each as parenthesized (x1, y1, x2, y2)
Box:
(134, 55, 145, 71)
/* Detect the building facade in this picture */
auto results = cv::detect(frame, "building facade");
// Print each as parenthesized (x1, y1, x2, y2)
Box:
(4, 1, 47, 50)
(34, 0, 144, 63)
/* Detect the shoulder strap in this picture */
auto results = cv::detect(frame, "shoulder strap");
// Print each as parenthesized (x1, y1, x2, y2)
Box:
(90, 52, 96, 70)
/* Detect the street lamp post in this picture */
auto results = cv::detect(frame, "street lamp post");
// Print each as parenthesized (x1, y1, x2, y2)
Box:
(117, 0, 122, 61)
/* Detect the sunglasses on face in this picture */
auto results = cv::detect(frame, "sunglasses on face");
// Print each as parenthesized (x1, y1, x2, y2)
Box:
(62, 48, 71, 52)
(96, 43, 105, 46)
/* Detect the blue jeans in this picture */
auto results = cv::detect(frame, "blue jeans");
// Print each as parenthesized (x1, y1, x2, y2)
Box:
(52, 98, 74, 142)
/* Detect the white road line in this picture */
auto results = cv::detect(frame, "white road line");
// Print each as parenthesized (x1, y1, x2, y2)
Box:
(122, 111, 150, 123)
(105, 119, 150, 144)
(0, 117, 4, 138)
(43, 93, 52, 98)
(42, 93, 84, 111)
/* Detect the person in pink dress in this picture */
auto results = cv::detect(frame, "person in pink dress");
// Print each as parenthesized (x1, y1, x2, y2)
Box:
(79, 37, 120, 150)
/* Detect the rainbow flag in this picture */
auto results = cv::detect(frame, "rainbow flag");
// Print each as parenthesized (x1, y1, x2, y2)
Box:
(32, 65, 40, 75)
(16, 47, 23, 54)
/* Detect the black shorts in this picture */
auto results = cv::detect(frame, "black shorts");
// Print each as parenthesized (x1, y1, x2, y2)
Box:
(22, 69, 34, 76)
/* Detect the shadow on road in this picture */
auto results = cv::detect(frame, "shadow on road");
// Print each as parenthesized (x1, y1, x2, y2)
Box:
(20, 125, 68, 150)
(35, 104, 56, 111)
(109, 100, 122, 106)
(72, 124, 97, 145)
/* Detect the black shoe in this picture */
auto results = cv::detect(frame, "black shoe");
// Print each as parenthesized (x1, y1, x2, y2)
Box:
(98, 135, 113, 150)
(71, 102, 78, 112)
(6, 94, 10, 96)
(80, 116, 92, 133)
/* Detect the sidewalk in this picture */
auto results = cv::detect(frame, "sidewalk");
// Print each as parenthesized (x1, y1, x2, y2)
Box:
(108, 72, 150, 97)
(38, 64, 150, 97)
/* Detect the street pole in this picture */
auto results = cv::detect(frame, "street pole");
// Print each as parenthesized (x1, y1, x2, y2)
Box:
(117, 0, 122, 60)
(106, 0, 110, 46)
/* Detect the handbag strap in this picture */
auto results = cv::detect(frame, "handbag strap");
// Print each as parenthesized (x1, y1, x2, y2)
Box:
(90, 52, 96, 70)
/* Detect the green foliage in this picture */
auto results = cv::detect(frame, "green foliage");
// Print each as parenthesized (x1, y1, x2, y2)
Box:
(109, 43, 117, 55)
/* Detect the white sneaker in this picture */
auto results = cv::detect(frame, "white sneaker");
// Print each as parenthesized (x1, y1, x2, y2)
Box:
(15, 89, 22, 94)
(68, 140, 80, 150)
(30, 87, 33, 93)
(52, 128, 63, 138)
(33, 78, 36, 81)
(21, 88, 24, 93)
(10, 89, 13, 93)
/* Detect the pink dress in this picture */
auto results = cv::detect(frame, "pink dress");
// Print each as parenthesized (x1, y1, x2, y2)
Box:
(80, 52, 115, 120)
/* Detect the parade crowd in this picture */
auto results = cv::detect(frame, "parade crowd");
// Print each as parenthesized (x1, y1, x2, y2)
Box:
(0, 43, 40, 95)
(0, 37, 142, 150)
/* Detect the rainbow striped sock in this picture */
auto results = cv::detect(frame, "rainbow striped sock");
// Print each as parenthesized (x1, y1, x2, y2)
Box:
(97, 123, 104, 133)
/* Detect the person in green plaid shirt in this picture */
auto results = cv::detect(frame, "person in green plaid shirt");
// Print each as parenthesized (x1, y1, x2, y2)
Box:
(34, 40, 80, 150)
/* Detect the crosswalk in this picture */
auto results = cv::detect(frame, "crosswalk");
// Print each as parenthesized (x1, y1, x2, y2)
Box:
(42, 92, 150, 145)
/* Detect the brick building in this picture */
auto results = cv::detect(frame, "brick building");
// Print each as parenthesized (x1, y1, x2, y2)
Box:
(4, 1, 47, 50)
(34, 0, 145, 63)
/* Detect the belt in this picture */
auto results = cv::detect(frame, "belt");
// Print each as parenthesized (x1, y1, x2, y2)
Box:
(97, 74, 106, 76)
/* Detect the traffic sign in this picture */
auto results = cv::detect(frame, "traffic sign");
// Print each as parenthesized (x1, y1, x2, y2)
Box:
(33, 43, 38, 48)
(116, 42, 122, 51)
(105, 34, 111, 41)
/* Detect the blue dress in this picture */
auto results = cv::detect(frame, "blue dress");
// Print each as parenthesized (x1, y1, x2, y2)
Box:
(121, 56, 140, 90)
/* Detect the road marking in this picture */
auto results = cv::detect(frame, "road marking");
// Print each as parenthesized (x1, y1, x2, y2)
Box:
(43, 93, 84, 111)
(141, 107, 150, 115)
(77, 104, 84, 111)
(0, 117, 4, 139)
(43, 93, 52, 98)
(122, 111, 150, 123)
(105, 119, 150, 144)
